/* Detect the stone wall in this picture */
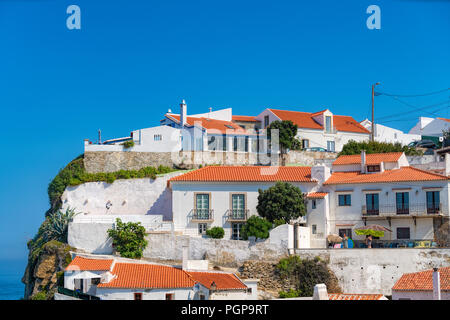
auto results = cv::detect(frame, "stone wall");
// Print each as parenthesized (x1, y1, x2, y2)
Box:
(84, 150, 338, 173)
(239, 261, 296, 293)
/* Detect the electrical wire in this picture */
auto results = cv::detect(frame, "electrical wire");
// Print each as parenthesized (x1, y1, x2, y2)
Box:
(376, 87, 450, 98)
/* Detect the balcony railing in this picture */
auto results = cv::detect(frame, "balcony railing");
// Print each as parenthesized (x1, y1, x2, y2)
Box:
(190, 209, 214, 222)
(226, 209, 249, 222)
(362, 203, 444, 217)
(57, 287, 100, 300)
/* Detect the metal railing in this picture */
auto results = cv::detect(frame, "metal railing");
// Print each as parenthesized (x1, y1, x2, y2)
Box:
(226, 209, 249, 222)
(362, 203, 445, 217)
(57, 287, 100, 300)
(190, 209, 214, 221)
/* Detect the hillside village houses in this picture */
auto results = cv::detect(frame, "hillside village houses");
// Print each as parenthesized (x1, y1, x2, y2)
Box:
(409, 116, 450, 138)
(360, 119, 421, 146)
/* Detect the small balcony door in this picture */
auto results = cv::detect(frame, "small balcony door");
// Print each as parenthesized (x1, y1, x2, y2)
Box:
(366, 193, 379, 215)
(426, 191, 440, 214)
(396, 192, 409, 215)
(196, 194, 210, 219)
(232, 194, 245, 219)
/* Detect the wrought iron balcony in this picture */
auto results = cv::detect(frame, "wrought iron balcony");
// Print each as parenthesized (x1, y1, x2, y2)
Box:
(190, 209, 214, 222)
(226, 209, 249, 222)
(362, 203, 444, 218)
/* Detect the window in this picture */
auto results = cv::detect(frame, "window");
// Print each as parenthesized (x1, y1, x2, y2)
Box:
(198, 223, 207, 235)
(339, 229, 352, 238)
(302, 139, 309, 149)
(134, 293, 142, 300)
(327, 141, 335, 152)
(367, 165, 380, 172)
(264, 115, 270, 128)
(91, 278, 101, 285)
(225, 125, 234, 129)
(325, 116, 332, 133)
(222, 134, 227, 151)
(208, 136, 216, 150)
(165, 293, 174, 300)
(338, 194, 351, 206)
(195, 194, 210, 219)
(232, 223, 244, 240)
(312, 199, 316, 209)
(312, 225, 317, 234)
(396, 192, 409, 214)
(153, 134, 162, 141)
(397, 227, 410, 240)
(366, 193, 379, 215)
(426, 191, 440, 213)
(231, 194, 246, 219)
(199, 294, 206, 300)
(245, 136, 249, 152)
(233, 136, 238, 151)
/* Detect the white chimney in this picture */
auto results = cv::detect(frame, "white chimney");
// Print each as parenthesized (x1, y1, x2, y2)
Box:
(361, 150, 366, 173)
(180, 99, 187, 126)
(445, 153, 450, 176)
(182, 245, 189, 270)
(311, 165, 331, 184)
(433, 268, 441, 300)
(312, 283, 328, 300)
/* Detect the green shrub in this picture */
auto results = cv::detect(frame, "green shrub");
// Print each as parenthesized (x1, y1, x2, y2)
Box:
(107, 218, 148, 259)
(279, 289, 301, 298)
(339, 140, 423, 156)
(122, 140, 135, 148)
(206, 227, 225, 239)
(31, 291, 47, 300)
(241, 216, 272, 240)
(273, 218, 286, 228)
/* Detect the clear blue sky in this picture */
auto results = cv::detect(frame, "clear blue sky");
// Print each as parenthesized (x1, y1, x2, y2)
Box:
(0, 0, 449, 264)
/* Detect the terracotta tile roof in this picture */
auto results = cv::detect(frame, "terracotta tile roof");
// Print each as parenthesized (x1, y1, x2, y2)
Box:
(166, 114, 254, 135)
(268, 109, 370, 134)
(306, 192, 328, 199)
(333, 152, 403, 165)
(392, 267, 450, 291)
(232, 115, 258, 122)
(169, 166, 314, 183)
(324, 166, 448, 185)
(66, 256, 113, 271)
(97, 263, 195, 289)
(437, 117, 450, 123)
(187, 272, 247, 291)
(328, 293, 385, 300)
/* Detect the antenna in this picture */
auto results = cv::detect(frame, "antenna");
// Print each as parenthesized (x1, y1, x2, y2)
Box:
(98, 129, 102, 144)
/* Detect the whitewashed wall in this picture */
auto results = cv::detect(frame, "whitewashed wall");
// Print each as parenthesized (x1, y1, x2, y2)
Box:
(392, 290, 450, 300)
(96, 287, 195, 300)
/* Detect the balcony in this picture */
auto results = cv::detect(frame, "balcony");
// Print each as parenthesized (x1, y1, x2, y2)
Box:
(226, 209, 249, 222)
(57, 287, 100, 300)
(362, 203, 445, 219)
(190, 209, 214, 222)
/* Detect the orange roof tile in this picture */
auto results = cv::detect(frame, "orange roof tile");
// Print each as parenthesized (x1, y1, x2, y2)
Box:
(97, 263, 195, 289)
(333, 152, 403, 165)
(307, 192, 328, 199)
(187, 272, 247, 291)
(324, 166, 448, 185)
(169, 166, 314, 183)
(328, 293, 385, 300)
(66, 256, 113, 271)
(166, 114, 254, 135)
(268, 109, 370, 134)
(232, 115, 258, 122)
(437, 117, 450, 123)
(392, 267, 450, 292)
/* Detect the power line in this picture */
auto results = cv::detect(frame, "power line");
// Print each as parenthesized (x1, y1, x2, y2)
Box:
(376, 97, 450, 121)
(376, 87, 450, 98)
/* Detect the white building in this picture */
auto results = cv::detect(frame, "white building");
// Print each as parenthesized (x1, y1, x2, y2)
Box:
(392, 266, 450, 300)
(255, 108, 370, 152)
(409, 117, 450, 137)
(62, 254, 256, 300)
(360, 119, 421, 146)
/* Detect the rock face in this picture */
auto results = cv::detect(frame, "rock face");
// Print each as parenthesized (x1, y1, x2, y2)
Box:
(239, 261, 295, 294)
(22, 241, 74, 300)
(434, 217, 450, 247)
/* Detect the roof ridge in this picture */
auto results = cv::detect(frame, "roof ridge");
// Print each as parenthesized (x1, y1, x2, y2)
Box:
(405, 166, 449, 179)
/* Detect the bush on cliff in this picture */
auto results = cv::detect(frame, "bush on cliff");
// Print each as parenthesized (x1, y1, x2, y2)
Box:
(107, 218, 148, 259)
(241, 216, 272, 240)
(338, 140, 423, 156)
(206, 227, 225, 239)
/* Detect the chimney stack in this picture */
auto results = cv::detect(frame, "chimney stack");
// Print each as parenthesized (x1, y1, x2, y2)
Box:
(433, 267, 441, 300)
(312, 284, 329, 300)
(182, 245, 189, 270)
(180, 99, 187, 127)
(361, 150, 366, 173)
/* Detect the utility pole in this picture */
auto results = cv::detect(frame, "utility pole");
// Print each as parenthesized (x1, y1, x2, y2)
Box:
(98, 129, 102, 144)
(371, 82, 380, 141)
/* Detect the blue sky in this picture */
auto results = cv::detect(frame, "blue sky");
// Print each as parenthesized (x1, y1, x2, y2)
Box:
(0, 0, 449, 264)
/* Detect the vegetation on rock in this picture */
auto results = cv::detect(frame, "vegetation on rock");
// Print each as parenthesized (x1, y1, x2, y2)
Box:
(241, 216, 272, 240)
(338, 140, 423, 156)
(107, 218, 148, 259)
(257, 181, 307, 223)
(206, 227, 225, 239)
(121, 140, 135, 148)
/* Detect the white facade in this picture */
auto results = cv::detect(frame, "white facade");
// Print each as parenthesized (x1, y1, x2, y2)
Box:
(392, 290, 450, 300)
(96, 287, 195, 300)
(409, 117, 450, 137)
(360, 119, 421, 146)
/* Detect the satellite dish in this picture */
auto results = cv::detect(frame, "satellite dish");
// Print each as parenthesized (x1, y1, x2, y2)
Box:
(439, 137, 444, 142)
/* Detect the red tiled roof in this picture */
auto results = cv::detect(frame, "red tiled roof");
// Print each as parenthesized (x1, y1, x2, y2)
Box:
(187, 272, 247, 291)
(166, 114, 254, 135)
(169, 166, 314, 183)
(306, 192, 328, 199)
(324, 166, 448, 185)
(66, 256, 113, 271)
(97, 263, 195, 289)
(333, 152, 403, 165)
(392, 267, 450, 291)
(268, 109, 370, 134)
(328, 293, 385, 300)
(232, 115, 258, 122)
(437, 117, 450, 123)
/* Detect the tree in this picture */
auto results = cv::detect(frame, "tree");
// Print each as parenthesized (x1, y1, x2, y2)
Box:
(338, 140, 422, 156)
(256, 181, 306, 223)
(241, 216, 273, 240)
(266, 120, 298, 154)
(206, 227, 224, 239)
(107, 218, 148, 259)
